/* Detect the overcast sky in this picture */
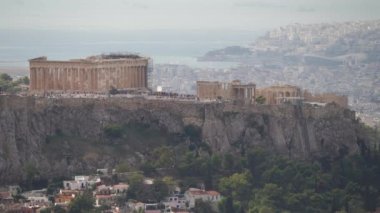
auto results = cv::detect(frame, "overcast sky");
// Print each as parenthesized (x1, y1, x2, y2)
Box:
(1, 0, 380, 31)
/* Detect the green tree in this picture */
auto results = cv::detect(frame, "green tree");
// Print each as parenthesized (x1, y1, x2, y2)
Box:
(163, 176, 177, 192)
(194, 199, 217, 213)
(40, 206, 67, 213)
(184, 125, 202, 142)
(219, 171, 252, 210)
(24, 163, 40, 189)
(53, 205, 67, 213)
(0, 73, 12, 82)
(39, 208, 51, 213)
(47, 180, 63, 195)
(115, 162, 133, 173)
(249, 183, 283, 213)
(128, 172, 144, 186)
(68, 192, 94, 213)
(256, 96, 266, 104)
(222, 153, 235, 171)
(152, 179, 169, 201)
(15, 76, 30, 85)
(115, 193, 128, 207)
(218, 196, 235, 213)
(140, 162, 157, 176)
(0, 73, 28, 94)
(210, 154, 222, 171)
(152, 146, 174, 168)
(104, 124, 123, 138)
(126, 172, 145, 200)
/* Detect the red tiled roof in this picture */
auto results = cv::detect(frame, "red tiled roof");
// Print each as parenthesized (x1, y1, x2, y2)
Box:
(113, 184, 129, 188)
(96, 195, 112, 199)
(0, 191, 12, 199)
(187, 189, 220, 196)
(145, 210, 161, 213)
(207, 191, 220, 196)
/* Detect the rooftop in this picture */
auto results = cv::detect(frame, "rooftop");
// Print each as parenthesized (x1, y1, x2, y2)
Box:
(89, 53, 142, 60)
(186, 188, 220, 196)
(29, 53, 146, 63)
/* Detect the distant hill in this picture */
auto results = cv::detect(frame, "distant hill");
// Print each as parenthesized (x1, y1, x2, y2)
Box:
(198, 46, 253, 62)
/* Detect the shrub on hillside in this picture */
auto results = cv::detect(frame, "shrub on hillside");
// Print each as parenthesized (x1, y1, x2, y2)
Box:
(104, 124, 123, 138)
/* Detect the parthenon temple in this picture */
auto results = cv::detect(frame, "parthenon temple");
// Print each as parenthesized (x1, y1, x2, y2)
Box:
(29, 54, 150, 93)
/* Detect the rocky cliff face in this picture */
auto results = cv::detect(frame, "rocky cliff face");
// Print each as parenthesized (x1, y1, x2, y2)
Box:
(0, 96, 360, 184)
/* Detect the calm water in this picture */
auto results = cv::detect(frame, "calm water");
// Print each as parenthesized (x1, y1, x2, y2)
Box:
(0, 29, 261, 70)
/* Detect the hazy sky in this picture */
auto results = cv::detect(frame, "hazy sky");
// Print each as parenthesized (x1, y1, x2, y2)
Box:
(1, 0, 380, 31)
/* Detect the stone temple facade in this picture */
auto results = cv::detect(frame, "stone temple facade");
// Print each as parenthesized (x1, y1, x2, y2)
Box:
(256, 85, 303, 105)
(197, 80, 256, 104)
(29, 54, 150, 93)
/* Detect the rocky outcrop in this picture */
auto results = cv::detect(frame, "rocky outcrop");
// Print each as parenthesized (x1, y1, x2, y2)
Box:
(0, 96, 360, 184)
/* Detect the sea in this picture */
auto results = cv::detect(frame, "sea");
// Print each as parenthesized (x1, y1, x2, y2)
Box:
(0, 29, 262, 75)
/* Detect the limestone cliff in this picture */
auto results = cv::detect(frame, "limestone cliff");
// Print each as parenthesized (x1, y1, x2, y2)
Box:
(0, 96, 360, 184)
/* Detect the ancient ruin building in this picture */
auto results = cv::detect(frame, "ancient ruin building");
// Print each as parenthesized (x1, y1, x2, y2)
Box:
(256, 85, 303, 105)
(255, 85, 348, 107)
(197, 80, 256, 104)
(29, 54, 150, 93)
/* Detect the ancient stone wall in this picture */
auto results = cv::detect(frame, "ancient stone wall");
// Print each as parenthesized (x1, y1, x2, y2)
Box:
(196, 81, 224, 100)
(303, 91, 348, 108)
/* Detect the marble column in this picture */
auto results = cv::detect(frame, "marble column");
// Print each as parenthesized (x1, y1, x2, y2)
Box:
(138, 67, 142, 87)
(141, 67, 145, 88)
(30, 68, 35, 90)
(132, 67, 137, 88)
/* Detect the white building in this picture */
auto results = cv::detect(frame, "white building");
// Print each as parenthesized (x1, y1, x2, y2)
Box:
(27, 196, 49, 203)
(112, 183, 129, 194)
(63, 175, 101, 190)
(22, 189, 51, 209)
(184, 188, 221, 208)
(163, 195, 187, 212)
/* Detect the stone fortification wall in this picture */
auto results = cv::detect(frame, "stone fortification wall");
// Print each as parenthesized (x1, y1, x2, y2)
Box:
(303, 91, 349, 108)
(197, 81, 230, 100)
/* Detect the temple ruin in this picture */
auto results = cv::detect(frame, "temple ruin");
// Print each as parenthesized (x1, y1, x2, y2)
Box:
(29, 54, 150, 93)
(196, 80, 256, 104)
(256, 85, 303, 105)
